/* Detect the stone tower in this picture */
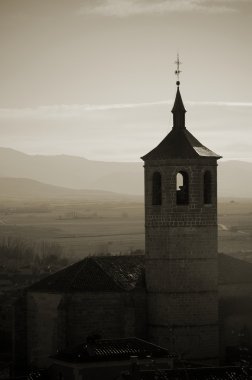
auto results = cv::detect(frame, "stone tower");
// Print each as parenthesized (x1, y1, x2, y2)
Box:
(142, 79, 221, 363)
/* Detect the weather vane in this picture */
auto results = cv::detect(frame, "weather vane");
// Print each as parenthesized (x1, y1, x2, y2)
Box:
(175, 54, 182, 86)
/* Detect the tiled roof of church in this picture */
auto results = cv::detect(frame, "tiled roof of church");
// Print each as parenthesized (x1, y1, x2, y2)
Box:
(52, 337, 171, 363)
(122, 366, 248, 380)
(219, 253, 252, 285)
(28, 253, 252, 293)
(141, 87, 221, 161)
(28, 255, 145, 293)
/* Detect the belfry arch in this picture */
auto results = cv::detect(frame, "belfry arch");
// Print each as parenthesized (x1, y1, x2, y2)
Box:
(204, 170, 212, 204)
(152, 172, 162, 205)
(176, 171, 189, 205)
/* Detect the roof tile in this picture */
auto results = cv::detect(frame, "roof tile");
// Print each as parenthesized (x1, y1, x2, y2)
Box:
(28, 255, 145, 293)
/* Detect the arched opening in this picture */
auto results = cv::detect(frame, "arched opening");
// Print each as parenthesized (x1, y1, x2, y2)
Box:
(152, 172, 162, 205)
(176, 171, 189, 205)
(204, 171, 212, 204)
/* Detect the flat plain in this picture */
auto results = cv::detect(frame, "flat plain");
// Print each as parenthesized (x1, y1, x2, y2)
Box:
(0, 198, 251, 262)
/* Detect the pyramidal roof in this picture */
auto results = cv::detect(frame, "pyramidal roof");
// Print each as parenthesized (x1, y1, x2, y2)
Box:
(142, 86, 221, 161)
(28, 255, 145, 293)
(27, 253, 252, 294)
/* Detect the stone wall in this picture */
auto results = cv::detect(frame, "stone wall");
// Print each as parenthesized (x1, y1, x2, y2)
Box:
(219, 283, 252, 360)
(21, 289, 146, 369)
(144, 158, 219, 362)
(26, 292, 62, 368)
(64, 290, 146, 349)
(13, 294, 27, 375)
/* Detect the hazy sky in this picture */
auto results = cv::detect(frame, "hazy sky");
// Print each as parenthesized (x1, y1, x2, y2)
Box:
(0, 0, 251, 161)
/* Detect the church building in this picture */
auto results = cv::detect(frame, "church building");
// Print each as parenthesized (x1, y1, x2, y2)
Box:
(13, 75, 252, 373)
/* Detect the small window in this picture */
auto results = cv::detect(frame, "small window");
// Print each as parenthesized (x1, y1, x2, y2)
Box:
(152, 172, 162, 205)
(204, 171, 212, 204)
(176, 171, 189, 205)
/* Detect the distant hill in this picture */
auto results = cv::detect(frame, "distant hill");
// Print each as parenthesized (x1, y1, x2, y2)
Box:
(0, 147, 251, 198)
(0, 148, 143, 195)
(0, 177, 140, 201)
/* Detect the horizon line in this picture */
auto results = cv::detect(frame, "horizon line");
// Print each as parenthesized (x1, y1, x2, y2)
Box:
(0, 146, 251, 164)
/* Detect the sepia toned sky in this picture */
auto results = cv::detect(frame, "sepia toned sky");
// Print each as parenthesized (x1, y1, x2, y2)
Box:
(0, 0, 251, 161)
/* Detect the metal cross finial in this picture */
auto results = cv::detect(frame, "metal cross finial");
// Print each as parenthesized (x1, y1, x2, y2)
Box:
(175, 54, 182, 85)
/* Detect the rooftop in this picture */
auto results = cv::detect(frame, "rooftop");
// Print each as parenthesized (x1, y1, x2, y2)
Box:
(121, 366, 249, 380)
(28, 253, 252, 294)
(28, 255, 145, 293)
(142, 86, 221, 161)
(52, 337, 171, 363)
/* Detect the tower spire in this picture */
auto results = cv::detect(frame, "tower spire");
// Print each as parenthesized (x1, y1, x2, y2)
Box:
(172, 54, 186, 130)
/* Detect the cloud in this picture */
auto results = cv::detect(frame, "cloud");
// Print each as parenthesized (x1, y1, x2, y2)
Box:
(0, 100, 251, 120)
(0, 102, 169, 120)
(79, 0, 243, 17)
(0, 98, 251, 162)
(188, 101, 252, 107)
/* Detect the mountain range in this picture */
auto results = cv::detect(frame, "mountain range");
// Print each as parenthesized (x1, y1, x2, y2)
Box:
(0, 177, 140, 201)
(0, 147, 251, 199)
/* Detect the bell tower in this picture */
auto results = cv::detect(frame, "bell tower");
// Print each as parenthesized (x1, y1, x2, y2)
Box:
(142, 59, 221, 363)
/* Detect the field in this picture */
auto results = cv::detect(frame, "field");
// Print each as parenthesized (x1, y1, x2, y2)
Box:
(218, 199, 252, 260)
(0, 199, 145, 261)
(0, 198, 251, 262)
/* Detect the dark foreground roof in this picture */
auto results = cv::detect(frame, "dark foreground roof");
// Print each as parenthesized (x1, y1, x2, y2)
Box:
(52, 337, 171, 363)
(28, 253, 252, 294)
(29, 255, 145, 293)
(27, 369, 48, 380)
(122, 366, 249, 380)
(219, 254, 252, 285)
